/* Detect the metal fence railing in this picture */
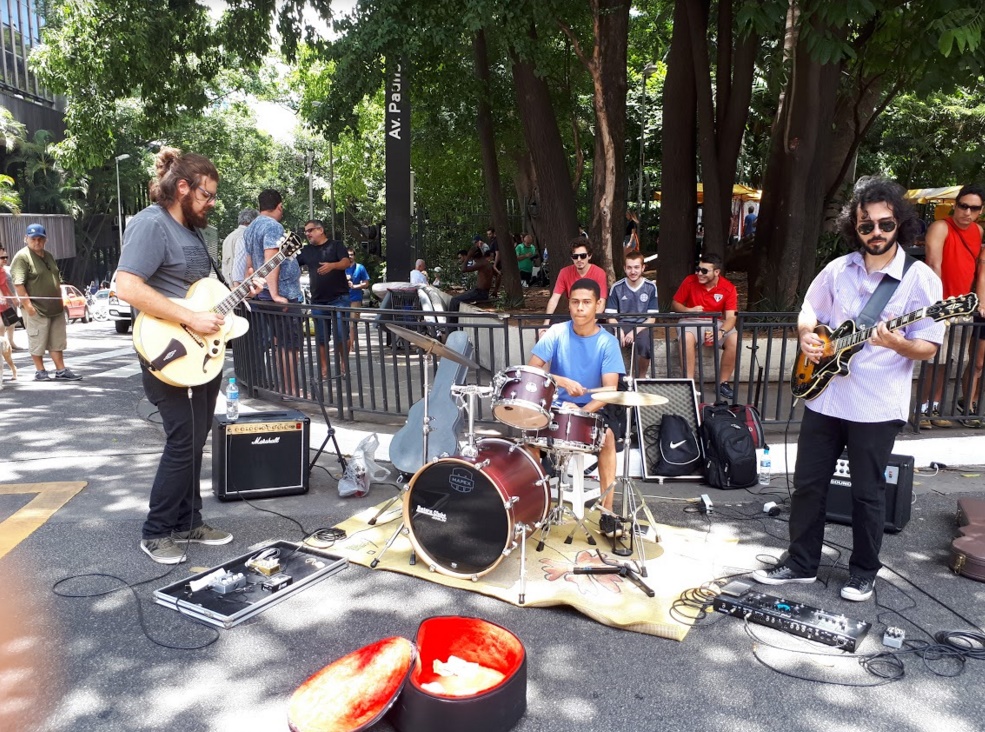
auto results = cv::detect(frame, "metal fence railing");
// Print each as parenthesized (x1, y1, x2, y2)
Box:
(232, 302, 984, 433)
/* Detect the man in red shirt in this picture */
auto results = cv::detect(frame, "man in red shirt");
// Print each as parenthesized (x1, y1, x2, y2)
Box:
(924, 185, 985, 427)
(541, 238, 608, 336)
(671, 253, 739, 400)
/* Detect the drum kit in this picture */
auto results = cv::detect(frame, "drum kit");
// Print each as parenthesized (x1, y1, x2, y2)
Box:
(376, 325, 667, 602)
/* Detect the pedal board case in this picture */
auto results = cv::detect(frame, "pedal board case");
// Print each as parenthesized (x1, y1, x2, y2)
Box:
(153, 540, 347, 628)
(288, 616, 527, 732)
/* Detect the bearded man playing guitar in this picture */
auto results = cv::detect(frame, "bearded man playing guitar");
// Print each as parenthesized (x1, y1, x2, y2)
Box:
(754, 177, 944, 602)
(117, 149, 246, 564)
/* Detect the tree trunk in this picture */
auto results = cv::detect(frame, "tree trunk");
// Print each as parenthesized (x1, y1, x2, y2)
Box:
(658, 0, 698, 310)
(752, 23, 843, 308)
(564, 0, 629, 282)
(473, 29, 521, 304)
(511, 39, 580, 286)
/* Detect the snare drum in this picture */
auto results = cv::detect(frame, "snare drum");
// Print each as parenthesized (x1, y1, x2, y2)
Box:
(525, 406, 605, 453)
(491, 365, 556, 429)
(404, 437, 549, 579)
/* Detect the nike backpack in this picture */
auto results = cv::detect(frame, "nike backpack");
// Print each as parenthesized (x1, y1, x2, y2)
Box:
(651, 414, 702, 476)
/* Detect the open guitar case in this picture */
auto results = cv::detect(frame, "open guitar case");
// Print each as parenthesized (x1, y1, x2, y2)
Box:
(949, 497, 985, 582)
(287, 616, 526, 732)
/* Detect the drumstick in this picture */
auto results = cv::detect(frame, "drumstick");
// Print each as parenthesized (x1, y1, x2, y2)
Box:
(588, 386, 618, 394)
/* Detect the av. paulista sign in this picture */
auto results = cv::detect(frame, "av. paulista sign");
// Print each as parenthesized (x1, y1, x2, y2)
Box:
(385, 59, 412, 281)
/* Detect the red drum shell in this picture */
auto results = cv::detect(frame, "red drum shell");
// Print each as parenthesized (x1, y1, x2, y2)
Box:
(491, 365, 556, 430)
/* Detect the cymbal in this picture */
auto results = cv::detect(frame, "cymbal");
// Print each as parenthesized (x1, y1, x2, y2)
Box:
(386, 324, 481, 370)
(592, 390, 669, 407)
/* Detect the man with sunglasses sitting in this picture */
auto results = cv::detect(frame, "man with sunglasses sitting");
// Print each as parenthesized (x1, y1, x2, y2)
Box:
(540, 238, 608, 337)
(921, 184, 985, 427)
(754, 177, 942, 602)
(670, 253, 738, 400)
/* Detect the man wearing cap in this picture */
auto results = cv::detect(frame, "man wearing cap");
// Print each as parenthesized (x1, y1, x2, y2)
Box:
(9, 224, 82, 381)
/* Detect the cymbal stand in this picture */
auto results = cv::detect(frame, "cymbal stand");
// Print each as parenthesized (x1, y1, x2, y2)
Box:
(450, 384, 493, 459)
(371, 352, 437, 568)
(534, 450, 598, 551)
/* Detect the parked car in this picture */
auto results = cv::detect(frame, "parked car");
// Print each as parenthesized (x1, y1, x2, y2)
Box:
(61, 284, 91, 323)
(108, 270, 132, 334)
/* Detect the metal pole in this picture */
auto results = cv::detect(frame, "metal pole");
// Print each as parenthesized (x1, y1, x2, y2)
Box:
(328, 141, 336, 239)
(115, 154, 130, 250)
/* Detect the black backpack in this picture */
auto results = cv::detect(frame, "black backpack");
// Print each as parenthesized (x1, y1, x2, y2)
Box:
(650, 414, 702, 476)
(700, 404, 758, 489)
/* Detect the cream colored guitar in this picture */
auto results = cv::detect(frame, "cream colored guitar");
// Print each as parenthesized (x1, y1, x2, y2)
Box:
(133, 231, 304, 387)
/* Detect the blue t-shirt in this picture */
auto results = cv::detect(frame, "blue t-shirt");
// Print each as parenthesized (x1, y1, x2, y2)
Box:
(242, 214, 302, 302)
(347, 262, 369, 303)
(532, 321, 625, 406)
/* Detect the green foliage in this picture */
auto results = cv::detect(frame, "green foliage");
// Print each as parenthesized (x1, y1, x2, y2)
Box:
(0, 174, 21, 214)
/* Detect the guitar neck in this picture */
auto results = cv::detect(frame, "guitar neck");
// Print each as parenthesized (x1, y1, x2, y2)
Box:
(834, 307, 928, 351)
(213, 250, 290, 315)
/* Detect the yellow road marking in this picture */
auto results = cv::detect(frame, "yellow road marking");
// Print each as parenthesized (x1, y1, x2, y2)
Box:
(0, 482, 87, 560)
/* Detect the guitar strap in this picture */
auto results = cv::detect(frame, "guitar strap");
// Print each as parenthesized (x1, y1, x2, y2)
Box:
(856, 254, 916, 327)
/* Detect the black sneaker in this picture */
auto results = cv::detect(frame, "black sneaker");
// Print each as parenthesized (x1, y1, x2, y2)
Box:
(840, 575, 874, 601)
(718, 381, 734, 401)
(598, 513, 624, 539)
(752, 563, 816, 585)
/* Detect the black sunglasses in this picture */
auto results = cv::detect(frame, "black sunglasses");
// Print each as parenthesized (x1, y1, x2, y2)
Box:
(0, 256, 7, 260)
(956, 201, 984, 213)
(695, 266, 712, 275)
(856, 219, 897, 235)
(571, 252, 589, 260)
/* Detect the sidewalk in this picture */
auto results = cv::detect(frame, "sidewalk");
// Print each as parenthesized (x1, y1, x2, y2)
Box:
(2, 324, 983, 732)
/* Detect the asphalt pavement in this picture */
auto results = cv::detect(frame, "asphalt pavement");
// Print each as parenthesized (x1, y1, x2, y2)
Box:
(2, 321, 985, 732)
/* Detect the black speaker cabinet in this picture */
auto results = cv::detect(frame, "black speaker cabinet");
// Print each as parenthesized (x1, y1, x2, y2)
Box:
(212, 410, 310, 501)
(635, 378, 703, 481)
(825, 453, 914, 533)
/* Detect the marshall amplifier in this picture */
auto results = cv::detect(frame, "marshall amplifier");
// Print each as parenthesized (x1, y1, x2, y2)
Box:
(825, 453, 914, 533)
(212, 410, 310, 501)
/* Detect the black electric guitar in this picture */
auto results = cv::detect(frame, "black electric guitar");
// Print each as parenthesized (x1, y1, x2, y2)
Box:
(133, 231, 304, 387)
(790, 293, 978, 400)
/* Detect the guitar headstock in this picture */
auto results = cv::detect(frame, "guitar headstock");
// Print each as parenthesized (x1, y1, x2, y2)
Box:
(928, 293, 979, 322)
(277, 231, 305, 259)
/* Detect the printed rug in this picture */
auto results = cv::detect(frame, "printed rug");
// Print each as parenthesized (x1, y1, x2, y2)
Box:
(327, 502, 735, 641)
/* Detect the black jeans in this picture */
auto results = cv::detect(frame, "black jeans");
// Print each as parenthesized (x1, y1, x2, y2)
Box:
(447, 288, 489, 325)
(786, 408, 902, 581)
(141, 367, 222, 539)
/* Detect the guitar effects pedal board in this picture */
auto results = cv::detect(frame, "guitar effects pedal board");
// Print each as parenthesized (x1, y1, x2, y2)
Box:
(713, 580, 872, 652)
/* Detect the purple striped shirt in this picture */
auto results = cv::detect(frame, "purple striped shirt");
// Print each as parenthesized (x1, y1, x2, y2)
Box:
(804, 247, 943, 423)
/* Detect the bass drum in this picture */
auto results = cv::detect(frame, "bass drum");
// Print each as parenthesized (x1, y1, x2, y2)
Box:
(404, 438, 549, 579)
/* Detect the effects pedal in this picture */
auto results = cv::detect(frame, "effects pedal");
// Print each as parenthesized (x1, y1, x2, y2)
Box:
(713, 580, 872, 652)
(261, 573, 293, 593)
(209, 571, 246, 595)
(883, 626, 905, 649)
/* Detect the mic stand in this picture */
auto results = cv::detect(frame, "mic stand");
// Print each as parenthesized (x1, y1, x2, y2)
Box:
(573, 552, 654, 598)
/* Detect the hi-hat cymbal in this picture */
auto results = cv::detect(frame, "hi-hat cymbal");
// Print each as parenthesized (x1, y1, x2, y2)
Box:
(592, 390, 669, 407)
(386, 324, 481, 370)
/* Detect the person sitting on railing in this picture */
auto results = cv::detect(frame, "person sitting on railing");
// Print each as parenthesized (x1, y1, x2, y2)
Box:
(447, 246, 494, 326)
(605, 250, 658, 378)
(670, 252, 738, 400)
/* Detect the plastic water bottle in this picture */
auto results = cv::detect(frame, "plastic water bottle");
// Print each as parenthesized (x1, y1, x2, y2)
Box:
(226, 377, 239, 422)
(758, 447, 771, 486)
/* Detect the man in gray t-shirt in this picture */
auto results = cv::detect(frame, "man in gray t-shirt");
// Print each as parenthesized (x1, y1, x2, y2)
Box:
(115, 150, 235, 566)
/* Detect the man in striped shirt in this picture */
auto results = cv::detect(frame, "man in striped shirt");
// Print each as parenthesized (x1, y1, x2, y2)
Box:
(605, 251, 659, 377)
(754, 177, 943, 602)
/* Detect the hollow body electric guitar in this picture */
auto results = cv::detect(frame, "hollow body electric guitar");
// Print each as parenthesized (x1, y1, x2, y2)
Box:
(133, 231, 304, 387)
(790, 293, 978, 400)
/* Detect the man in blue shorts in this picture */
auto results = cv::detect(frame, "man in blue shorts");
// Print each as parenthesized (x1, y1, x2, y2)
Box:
(530, 278, 625, 537)
(297, 220, 351, 377)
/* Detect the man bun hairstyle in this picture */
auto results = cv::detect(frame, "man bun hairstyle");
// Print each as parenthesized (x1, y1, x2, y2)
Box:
(152, 147, 219, 208)
(839, 176, 919, 248)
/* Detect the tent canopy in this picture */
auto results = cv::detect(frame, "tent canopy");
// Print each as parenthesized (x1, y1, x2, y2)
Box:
(653, 183, 761, 203)
(904, 186, 963, 204)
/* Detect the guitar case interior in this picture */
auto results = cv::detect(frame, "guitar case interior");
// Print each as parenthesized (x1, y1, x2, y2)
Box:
(287, 616, 526, 732)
